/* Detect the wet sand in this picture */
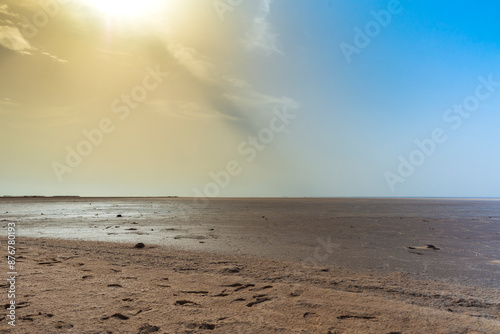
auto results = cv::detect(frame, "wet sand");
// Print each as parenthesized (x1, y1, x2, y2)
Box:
(3, 197, 500, 287)
(1, 197, 500, 332)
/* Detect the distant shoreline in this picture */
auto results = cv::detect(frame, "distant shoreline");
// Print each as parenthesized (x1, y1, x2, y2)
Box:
(2, 195, 500, 200)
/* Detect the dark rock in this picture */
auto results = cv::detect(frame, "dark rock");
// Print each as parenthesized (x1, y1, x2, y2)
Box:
(220, 266, 241, 274)
(55, 321, 73, 329)
(231, 298, 246, 302)
(246, 297, 272, 307)
(134, 243, 145, 249)
(117, 214, 122, 217)
(175, 300, 197, 306)
(138, 323, 160, 333)
(199, 323, 215, 330)
(337, 315, 376, 320)
(110, 313, 129, 320)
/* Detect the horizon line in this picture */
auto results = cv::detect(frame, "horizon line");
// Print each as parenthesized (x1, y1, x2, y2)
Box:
(2, 195, 500, 200)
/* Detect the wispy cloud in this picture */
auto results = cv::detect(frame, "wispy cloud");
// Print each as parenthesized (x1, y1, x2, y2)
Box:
(0, 25, 32, 54)
(0, 97, 18, 110)
(41, 52, 68, 63)
(167, 43, 216, 82)
(147, 99, 232, 120)
(243, 0, 281, 54)
(223, 91, 299, 111)
(0, 4, 19, 19)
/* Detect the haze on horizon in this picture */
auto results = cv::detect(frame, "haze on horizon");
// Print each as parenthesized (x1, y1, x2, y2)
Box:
(1, 0, 500, 198)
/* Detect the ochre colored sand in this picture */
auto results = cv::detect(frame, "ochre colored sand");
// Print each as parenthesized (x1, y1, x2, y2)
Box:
(1, 237, 499, 333)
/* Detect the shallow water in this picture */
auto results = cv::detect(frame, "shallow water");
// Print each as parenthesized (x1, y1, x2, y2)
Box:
(2, 197, 500, 288)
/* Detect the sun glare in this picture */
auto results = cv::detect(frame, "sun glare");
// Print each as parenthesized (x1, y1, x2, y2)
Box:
(83, 0, 163, 19)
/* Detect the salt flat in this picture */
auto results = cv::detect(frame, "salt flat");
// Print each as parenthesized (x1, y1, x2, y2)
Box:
(2, 197, 500, 288)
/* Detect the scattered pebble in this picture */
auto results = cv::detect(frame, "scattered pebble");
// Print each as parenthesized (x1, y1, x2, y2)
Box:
(199, 323, 215, 330)
(110, 313, 129, 320)
(138, 323, 160, 333)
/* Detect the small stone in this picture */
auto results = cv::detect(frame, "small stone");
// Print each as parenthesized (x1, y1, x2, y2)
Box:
(138, 323, 160, 333)
(199, 323, 215, 330)
(134, 243, 145, 249)
(110, 313, 129, 320)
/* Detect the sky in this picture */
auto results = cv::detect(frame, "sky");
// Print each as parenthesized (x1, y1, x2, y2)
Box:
(1, 0, 500, 197)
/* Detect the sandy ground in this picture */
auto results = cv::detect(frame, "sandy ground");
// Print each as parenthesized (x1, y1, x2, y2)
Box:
(1, 237, 499, 333)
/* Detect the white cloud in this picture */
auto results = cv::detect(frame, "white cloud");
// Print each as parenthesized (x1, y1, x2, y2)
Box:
(243, 0, 281, 54)
(223, 91, 299, 112)
(0, 4, 19, 19)
(147, 99, 232, 120)
(0, 25, 32, 53)
(42, 52, 68, 63)
(224, 75, 249, 88)
(167, 43, 215, 82)
(0, 97, 17, 109)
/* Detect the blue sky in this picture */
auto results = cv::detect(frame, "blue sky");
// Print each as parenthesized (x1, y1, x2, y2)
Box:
(1, 0, 500, 197)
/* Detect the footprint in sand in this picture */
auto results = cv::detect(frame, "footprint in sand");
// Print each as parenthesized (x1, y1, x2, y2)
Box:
(102, 313, 130, 320)
(180, 290, 209, 295)
(174, 300, 199, 306)
(303, 312, 320, 325)
(55, 321, 74, 329)
(138, 324, 160, 333)
(250, 285, 273, 291)
(219, 266, 242, 274)
(246, 296, 272, 307)
(37, 258, 62, 266)
(222, 282, 254, 291)
(231, 298, 246, 302)
(337, 314, 376, 320)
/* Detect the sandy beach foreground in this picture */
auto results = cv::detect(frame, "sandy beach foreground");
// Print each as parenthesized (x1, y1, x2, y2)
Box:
(2, 237, 499, 333)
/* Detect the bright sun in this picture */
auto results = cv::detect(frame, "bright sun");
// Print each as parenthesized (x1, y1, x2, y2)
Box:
(84, 0, 163, 18)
